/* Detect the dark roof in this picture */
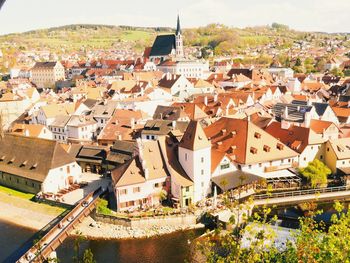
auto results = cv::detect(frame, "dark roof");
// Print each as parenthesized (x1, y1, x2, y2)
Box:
(176, 15, 182, 35)
(0, 135, 75, 182)
(150, 34, 176, 57)
(272, 102, 312, 123)
(32, 62, 58, 69)
(142, 120, 188, 136)
(108, 140, 136, 165)
(82, 98, 99, 109)
(153, 105, 183, 121)
(312, 102, 329, 116)
(227, 68, 253, 79)
(76, 146, 106, 163)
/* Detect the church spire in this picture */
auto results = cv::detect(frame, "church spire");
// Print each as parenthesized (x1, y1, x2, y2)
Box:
(176, 14, 181, 35)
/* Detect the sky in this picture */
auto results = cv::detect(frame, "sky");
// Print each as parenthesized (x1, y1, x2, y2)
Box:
(0, 0, 349, 35)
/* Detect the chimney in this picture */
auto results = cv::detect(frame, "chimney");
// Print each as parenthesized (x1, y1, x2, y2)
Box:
(144, 168, 149, 180)
(214, 92, 218, 102)
(204, 96, 208, 106)
(172, 120, 176, 130)
(304, 112, 311, 128)
(283, 106, 289, 119)
(130, 118, 135, 129)
(25, 129, 30, 137)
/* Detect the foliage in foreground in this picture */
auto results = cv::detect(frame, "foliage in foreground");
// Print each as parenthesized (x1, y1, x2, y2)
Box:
(198, 201, 350, 263)
(299, 159, 331, 188)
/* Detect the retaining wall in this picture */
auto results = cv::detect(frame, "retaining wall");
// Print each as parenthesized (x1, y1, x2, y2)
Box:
(93, 212, 197, 228)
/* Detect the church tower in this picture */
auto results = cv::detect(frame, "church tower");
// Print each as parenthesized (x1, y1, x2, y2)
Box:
(175, 15, 184, 58)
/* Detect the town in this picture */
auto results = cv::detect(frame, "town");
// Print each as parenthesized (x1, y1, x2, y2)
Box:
(1, 12, 350, 263)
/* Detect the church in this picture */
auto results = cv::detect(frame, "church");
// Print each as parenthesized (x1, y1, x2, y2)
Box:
(149, 15, 184, 62)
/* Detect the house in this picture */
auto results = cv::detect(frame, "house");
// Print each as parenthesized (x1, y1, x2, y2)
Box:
(178, 121, 212, 202)
(325, 138, 350, 174)
(157, 59, 209, 79)
(66, 115, 98, 142)
(30, 61, 65, 89)
(158, 73, 193, 98)
(97, 109, 146, 146)
(106, 140, 137, 170)
(204, 118, 299, 181)
(153, 105, 190, 121)
(264, 121, 333, 167)
(158, 136, 194, 207)
(112, 140, 169, 211)
(74, 145, 107, 174)
(90, 101, 118, 132)
(49, 115, 70, 143)
(141, 120, 188, 141)
(0, 134, 81, 194)
(10, 123, 53, 140)
(35, 103, 75, 126)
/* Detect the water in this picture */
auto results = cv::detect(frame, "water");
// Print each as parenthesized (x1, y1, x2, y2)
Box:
(0, 221, 204, 263)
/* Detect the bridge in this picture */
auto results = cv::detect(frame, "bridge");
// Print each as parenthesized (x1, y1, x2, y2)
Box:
(253, 185, 350, 207)
(13, 187, 104, 263)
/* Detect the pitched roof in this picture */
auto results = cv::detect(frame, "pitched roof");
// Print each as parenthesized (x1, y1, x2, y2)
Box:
(204, 118, 298, 168)
(328, 138, 350, 160)
(179, 121, 211, 151)
(0, 134, 75, 182)
(32, 62, 58, 69)
(150, 34, 176, 57)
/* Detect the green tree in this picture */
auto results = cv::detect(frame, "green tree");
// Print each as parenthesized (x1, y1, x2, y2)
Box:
(197, 201, 350, 263)
(83, 249, 96, 263)
(299, 159, 331, 188)
(330, 67, 345, 77)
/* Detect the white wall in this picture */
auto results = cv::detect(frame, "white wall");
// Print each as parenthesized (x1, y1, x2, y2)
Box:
(42, 162, 82, 193)
(179, 146, 211, 202)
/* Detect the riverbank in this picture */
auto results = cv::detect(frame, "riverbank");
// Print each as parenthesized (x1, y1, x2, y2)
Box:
(0, 191, 204, 240)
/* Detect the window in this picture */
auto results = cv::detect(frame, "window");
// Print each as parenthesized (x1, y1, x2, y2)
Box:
(120, 189, 127, 195)
(185, 153, 188, 161)
(220, 163, 230, 170)
(259, 163, 262, 167)
(133, 187, 140, 193)
(248, 165, 252, 169)
(201, 157, 204, 163)
(185, 186, 189, 192)
(320, 155, 323, 160)
(154, 183, 160, 188)
(327, 147, 330, 152)
(238, 164, 242, 170)
(201, 170, 204, 175)
(201, 182, 204, 187)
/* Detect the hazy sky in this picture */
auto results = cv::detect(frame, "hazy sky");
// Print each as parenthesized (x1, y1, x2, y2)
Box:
(0, 0, 349, 35)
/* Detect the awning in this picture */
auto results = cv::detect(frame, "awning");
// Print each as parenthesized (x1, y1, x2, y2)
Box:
(211, 171, 261, 191)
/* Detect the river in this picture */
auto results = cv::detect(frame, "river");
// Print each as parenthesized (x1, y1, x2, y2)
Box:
(0, 221, 204, 263)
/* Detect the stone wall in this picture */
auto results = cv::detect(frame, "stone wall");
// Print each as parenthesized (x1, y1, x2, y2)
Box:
(93, 212, 197, 228)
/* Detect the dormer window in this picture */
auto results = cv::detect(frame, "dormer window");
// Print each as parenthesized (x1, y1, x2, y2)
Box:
(263, 145, 271, 152)
(30, 163, 38, 170)
(277, 143, 284, 150)
(250, 147, 257, 154)
(254, 132, 261, 139)
(8, 157, 15, 164)
(0, 156, 5, 162)
(20, 160, 28, 168)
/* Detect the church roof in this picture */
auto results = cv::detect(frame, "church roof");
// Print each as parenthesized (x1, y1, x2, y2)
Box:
(150, 34, 176, 57)
(176, 15, 182, 35)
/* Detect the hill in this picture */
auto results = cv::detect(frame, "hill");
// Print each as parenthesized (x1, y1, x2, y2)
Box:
(1, 23, 348, 54)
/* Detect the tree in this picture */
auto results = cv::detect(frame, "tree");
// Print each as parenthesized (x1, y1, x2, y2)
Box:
(299, 159, 331, 188)
(197, 201, 350, 263)
(83, 249, 96, 263)
(73, 231, 96, 263)
(330, 67, 345, 77)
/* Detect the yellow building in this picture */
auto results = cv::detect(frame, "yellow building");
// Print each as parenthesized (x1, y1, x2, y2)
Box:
(31, 61, 65, 89)
(325, 138, 350, 174)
